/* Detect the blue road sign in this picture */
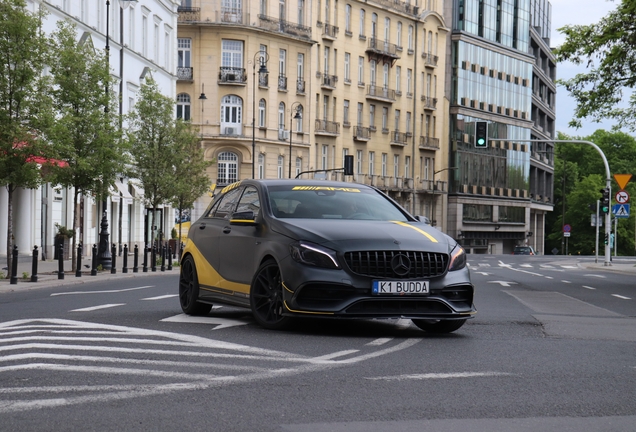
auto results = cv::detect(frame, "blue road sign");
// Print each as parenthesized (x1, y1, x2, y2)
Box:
(612, 204, 630, 218)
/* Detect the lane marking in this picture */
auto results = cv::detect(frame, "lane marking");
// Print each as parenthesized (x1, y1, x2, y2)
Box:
(498, 260, 544, 277)
(51, 286, 154, 297)
(71, 304, 125, 312)
(160, 314, 249, 330)
(475, 272, 491, 276)
(583, 274, 606, 278)
(612, 294, 631, 300)
(311, 350, 360, 361)
(141, 295, 178, 301)
(561, 265, 578, 269)
(520, 264, 533, 268)
(582, 286, 596, 290)
(540, 265, 555, 269)
(366, 338, 392, 346)
(562, 280, 571, 284)
(488, 281, 518, 287)
(365, 371, 512, 381)
(545, 276, 554, 279)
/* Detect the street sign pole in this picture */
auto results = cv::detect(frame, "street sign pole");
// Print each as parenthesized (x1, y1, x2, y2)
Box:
(595, 200, 599, 263)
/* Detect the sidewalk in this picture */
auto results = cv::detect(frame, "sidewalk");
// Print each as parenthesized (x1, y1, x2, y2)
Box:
(581, 261, 636, 275)
(0, 253, 178, 293)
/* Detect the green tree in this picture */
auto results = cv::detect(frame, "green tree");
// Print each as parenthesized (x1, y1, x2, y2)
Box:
(170, 120, 212, 255)
(0, 0, 53, 278)
(45, 21, 126, 271)
(127, 78, 178, 245)
(554, 0, 636, 130)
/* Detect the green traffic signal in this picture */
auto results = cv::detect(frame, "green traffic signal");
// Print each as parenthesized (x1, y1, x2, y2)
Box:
(474, 122, 488, 148)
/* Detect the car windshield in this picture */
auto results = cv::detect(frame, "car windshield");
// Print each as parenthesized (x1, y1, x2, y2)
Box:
(268, 185, 410, 221)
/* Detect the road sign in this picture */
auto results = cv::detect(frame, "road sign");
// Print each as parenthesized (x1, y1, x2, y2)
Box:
(563, 232, 571, 237)
(615, 190, 630, 204)
(613, 174, 632, 190)
(613, 204, 631, 218)
(563, 224, 571, 233)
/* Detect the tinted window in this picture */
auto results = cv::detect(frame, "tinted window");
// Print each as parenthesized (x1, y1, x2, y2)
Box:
(213, 187, 244, 219)
(235, 186, 261, 218)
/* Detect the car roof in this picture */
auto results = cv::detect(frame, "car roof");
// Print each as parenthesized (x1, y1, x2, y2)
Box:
(234, 179, 373, 188)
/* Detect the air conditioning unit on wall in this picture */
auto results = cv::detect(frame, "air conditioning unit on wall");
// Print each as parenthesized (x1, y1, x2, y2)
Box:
(224, 127, 236, 135)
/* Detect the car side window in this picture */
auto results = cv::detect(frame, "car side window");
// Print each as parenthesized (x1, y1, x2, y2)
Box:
(203, 197, 222, 218)
(235, 186, 260, 218)
(213, 187, 244, 219)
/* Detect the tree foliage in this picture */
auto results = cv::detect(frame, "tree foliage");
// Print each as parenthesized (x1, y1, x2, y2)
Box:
(554, 0, 636, 130)
(0, 0, 53, 277)
(45, 20, 126, 271)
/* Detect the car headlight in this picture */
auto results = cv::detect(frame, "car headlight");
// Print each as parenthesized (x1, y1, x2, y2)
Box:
(448, 244, 466, 271)
(290, 241, 340, 269)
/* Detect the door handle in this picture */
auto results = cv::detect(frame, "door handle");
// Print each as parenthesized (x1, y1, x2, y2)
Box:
(223, 227, 231, 234)
(199, 223, 206, 229)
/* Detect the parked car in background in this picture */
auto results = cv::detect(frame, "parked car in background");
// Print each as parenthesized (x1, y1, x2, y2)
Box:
(513, 246, 535, 255)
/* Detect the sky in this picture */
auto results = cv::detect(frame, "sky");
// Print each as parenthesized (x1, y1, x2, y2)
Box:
(550, 0, 619, 137)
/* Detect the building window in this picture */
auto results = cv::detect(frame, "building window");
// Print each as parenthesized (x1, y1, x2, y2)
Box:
(359, 9, 365, 36)
(345, 4, 351, 33)
(176, 93, 191, 120)
(298, 0, 305, 26)
(499, 206, 525, 223)
(381, 153, 387, 177)
(277, 155, 284, 178)
(406, 68, 412, 96)
(382, 107, 388, 131)
(395, 66, 401, 92)
(394, 155, 399, 179)
(220, 95, 243, 134)
(408, 25, 413, 51)
(344, 100, 350, 125)
(278, 102, 285, 131)
(463, 204, 493, 222)
(368, 151, 375, 175)
(178, 38, 191, 68)
(217, 151, 239, 185)
(142, 13, 148, 57)
(405, 156, 410, 178)
(356, 149, 363, 174)
(222, 39, 243, 68)
(258, 153, 265, 179)
(321, 144, 328, 170)
(358, 56, 364, 85)
(369, 104, 375, 129)
(258, 99, 266, 127)
(295, 105, 304, 132)
(396, 22, 402, 48)
(344, 52, 351, 83)
(295, 157, 302, 177)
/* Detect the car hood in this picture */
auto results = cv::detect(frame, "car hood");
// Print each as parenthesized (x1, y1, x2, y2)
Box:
(271, 219, 453, 253)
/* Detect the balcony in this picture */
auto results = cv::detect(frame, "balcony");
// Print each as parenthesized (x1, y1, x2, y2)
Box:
(366, 85, 396, 102)
(177, 67, 193, 82)
(177, 6, 200, 22)
(419, 136, 440, 150)
(390, 131, 408, 146)
(366, 38, 400, 65)
(278, 75, 287, 91)
(321, 73, 338, 90)
(296, 78, 305, 94)
(322, 24, 339, 40)
(421, 52, 439, 68)
(218, 67, 246, 85)
(314, 119, 340, 136)
(258, 14, 312, 40)
(353, 126, 371, 141)
(422, 96, 438, 110)
(219, 7, 246, 24)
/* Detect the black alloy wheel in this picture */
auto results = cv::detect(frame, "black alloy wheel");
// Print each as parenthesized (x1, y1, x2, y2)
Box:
(179, 255, 212, 316)
(411, 319, 467, 334)
(250, 259, 292, 330)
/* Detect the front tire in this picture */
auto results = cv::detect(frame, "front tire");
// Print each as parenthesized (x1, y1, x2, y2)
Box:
(179, 255, 212, 316)
(411, 319, 467, 334)
(250, 259, 292, 330)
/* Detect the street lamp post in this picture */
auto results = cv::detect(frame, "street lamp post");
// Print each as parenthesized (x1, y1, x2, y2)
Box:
(251, 51, 269, 179)
(432, 167, 459, 232)
(289, 102, 302, 178)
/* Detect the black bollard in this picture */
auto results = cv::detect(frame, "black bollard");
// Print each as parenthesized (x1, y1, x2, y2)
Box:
(160, 245, 166, 272)
(57, 244, 64, 280)
(10, 245, 18, 285)
(31, 246, 38, 282)
(151, 244, 157, 272)
(111, 244, 117, 274)
(91, 244, 98, 276)
(122, 244, 128, 273)
(142, 244, 148, 273)
(133, 244, 139, 273)
(167, 245, 172, 271)
(75, 243, 82, 277)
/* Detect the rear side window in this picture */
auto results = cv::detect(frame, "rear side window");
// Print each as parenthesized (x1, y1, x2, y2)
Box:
(212, 187, 244, 219)
(235, 186, 261, 218)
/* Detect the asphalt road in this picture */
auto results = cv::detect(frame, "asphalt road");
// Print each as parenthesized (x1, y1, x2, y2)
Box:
(0, 257, 635, 431)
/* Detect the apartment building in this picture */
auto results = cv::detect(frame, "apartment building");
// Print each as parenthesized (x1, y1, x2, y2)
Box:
(177, 0, 452, 230)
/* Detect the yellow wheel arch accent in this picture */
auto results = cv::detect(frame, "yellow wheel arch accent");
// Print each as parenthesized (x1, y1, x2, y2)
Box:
(182, 241, 251, 294)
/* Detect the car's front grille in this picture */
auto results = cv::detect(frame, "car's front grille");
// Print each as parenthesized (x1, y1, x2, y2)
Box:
(344, 251, 448, 279)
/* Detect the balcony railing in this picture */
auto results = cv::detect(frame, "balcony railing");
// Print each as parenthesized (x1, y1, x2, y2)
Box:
(353, 126, 371, 141)
(366, 38, 400, 59)
(278, 75, 287, 91)
(258, 72, 269, 87)
(258, 14, 312, 40)
(315, 119, 340, 135)
(296, 78, 305, 94)
(177, 6, 200, 22)
(321, 74, 338, 89)
(177, 67, 193, 81)
(390, 131, 408, 146)
(422, 96, 438, 109)
(366, 85, 396, 102)
(322, 24, 339, 40)
(218, 67, 246, 84)
(421, 52, 439, 67)
(219, 7, 245, 24)
(419, 136, 440, 150)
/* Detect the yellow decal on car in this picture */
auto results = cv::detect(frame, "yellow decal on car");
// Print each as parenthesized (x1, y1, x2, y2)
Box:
(221, 181, 242, 194)
(391, 221, 439, 243)
(284, 301, 334, 315)
(183, 241, 250, 294)
(292, 186, 361, 192)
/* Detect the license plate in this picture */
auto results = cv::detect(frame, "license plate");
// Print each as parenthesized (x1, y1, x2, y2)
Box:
(372, 280, 430, 295)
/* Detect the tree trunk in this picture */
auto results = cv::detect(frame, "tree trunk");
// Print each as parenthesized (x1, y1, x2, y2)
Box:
(71, 189, 79, 272)
(5, 185, 14, 279)
(178, 206, 183, 258)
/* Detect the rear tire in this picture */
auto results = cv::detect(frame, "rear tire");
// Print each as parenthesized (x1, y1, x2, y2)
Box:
(411, 319, 467, 334)
(179, 255, 212, 316)
(250, 259, 293, 330)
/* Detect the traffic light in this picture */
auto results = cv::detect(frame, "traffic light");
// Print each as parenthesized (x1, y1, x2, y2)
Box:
(600, 188, 610, 214)
(604, 233, 609, 245)
(343, 155, 354, 176)
(475, 121, 488, 148)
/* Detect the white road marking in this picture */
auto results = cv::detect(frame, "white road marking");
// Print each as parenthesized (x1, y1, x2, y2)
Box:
(365, 371, 512, 381)
(540, 265, 554, 269)
(475, 272, 491, 276)
(582, 286, 596, 290)
(520, 264, 533, 268)
(562, 280, 571, 284)
(583, 274, 606, 278)
(51, 286, 154, 297)
(141, 295, 178, 301)
(545, 276, 554, 279)
(561, 265, 578, 269)
(311, 350, 360, 361)
(366, 338, 392, 346)
(612, 294, 631, 300)
(160, 313, 249, 330)
(498, 260, 544, 277)
(488, 281, 518, 287)
(71, 304, 125, 312)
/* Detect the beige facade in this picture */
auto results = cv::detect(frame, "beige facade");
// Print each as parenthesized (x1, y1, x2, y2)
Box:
(177, 0, 450, 229)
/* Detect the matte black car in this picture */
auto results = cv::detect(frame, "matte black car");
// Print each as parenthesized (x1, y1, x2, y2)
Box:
(179, 180, 475, 333)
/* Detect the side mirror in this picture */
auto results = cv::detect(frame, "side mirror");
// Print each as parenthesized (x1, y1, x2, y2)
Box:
(230, 210, 257, 226)
(415, 215, 431, 224)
